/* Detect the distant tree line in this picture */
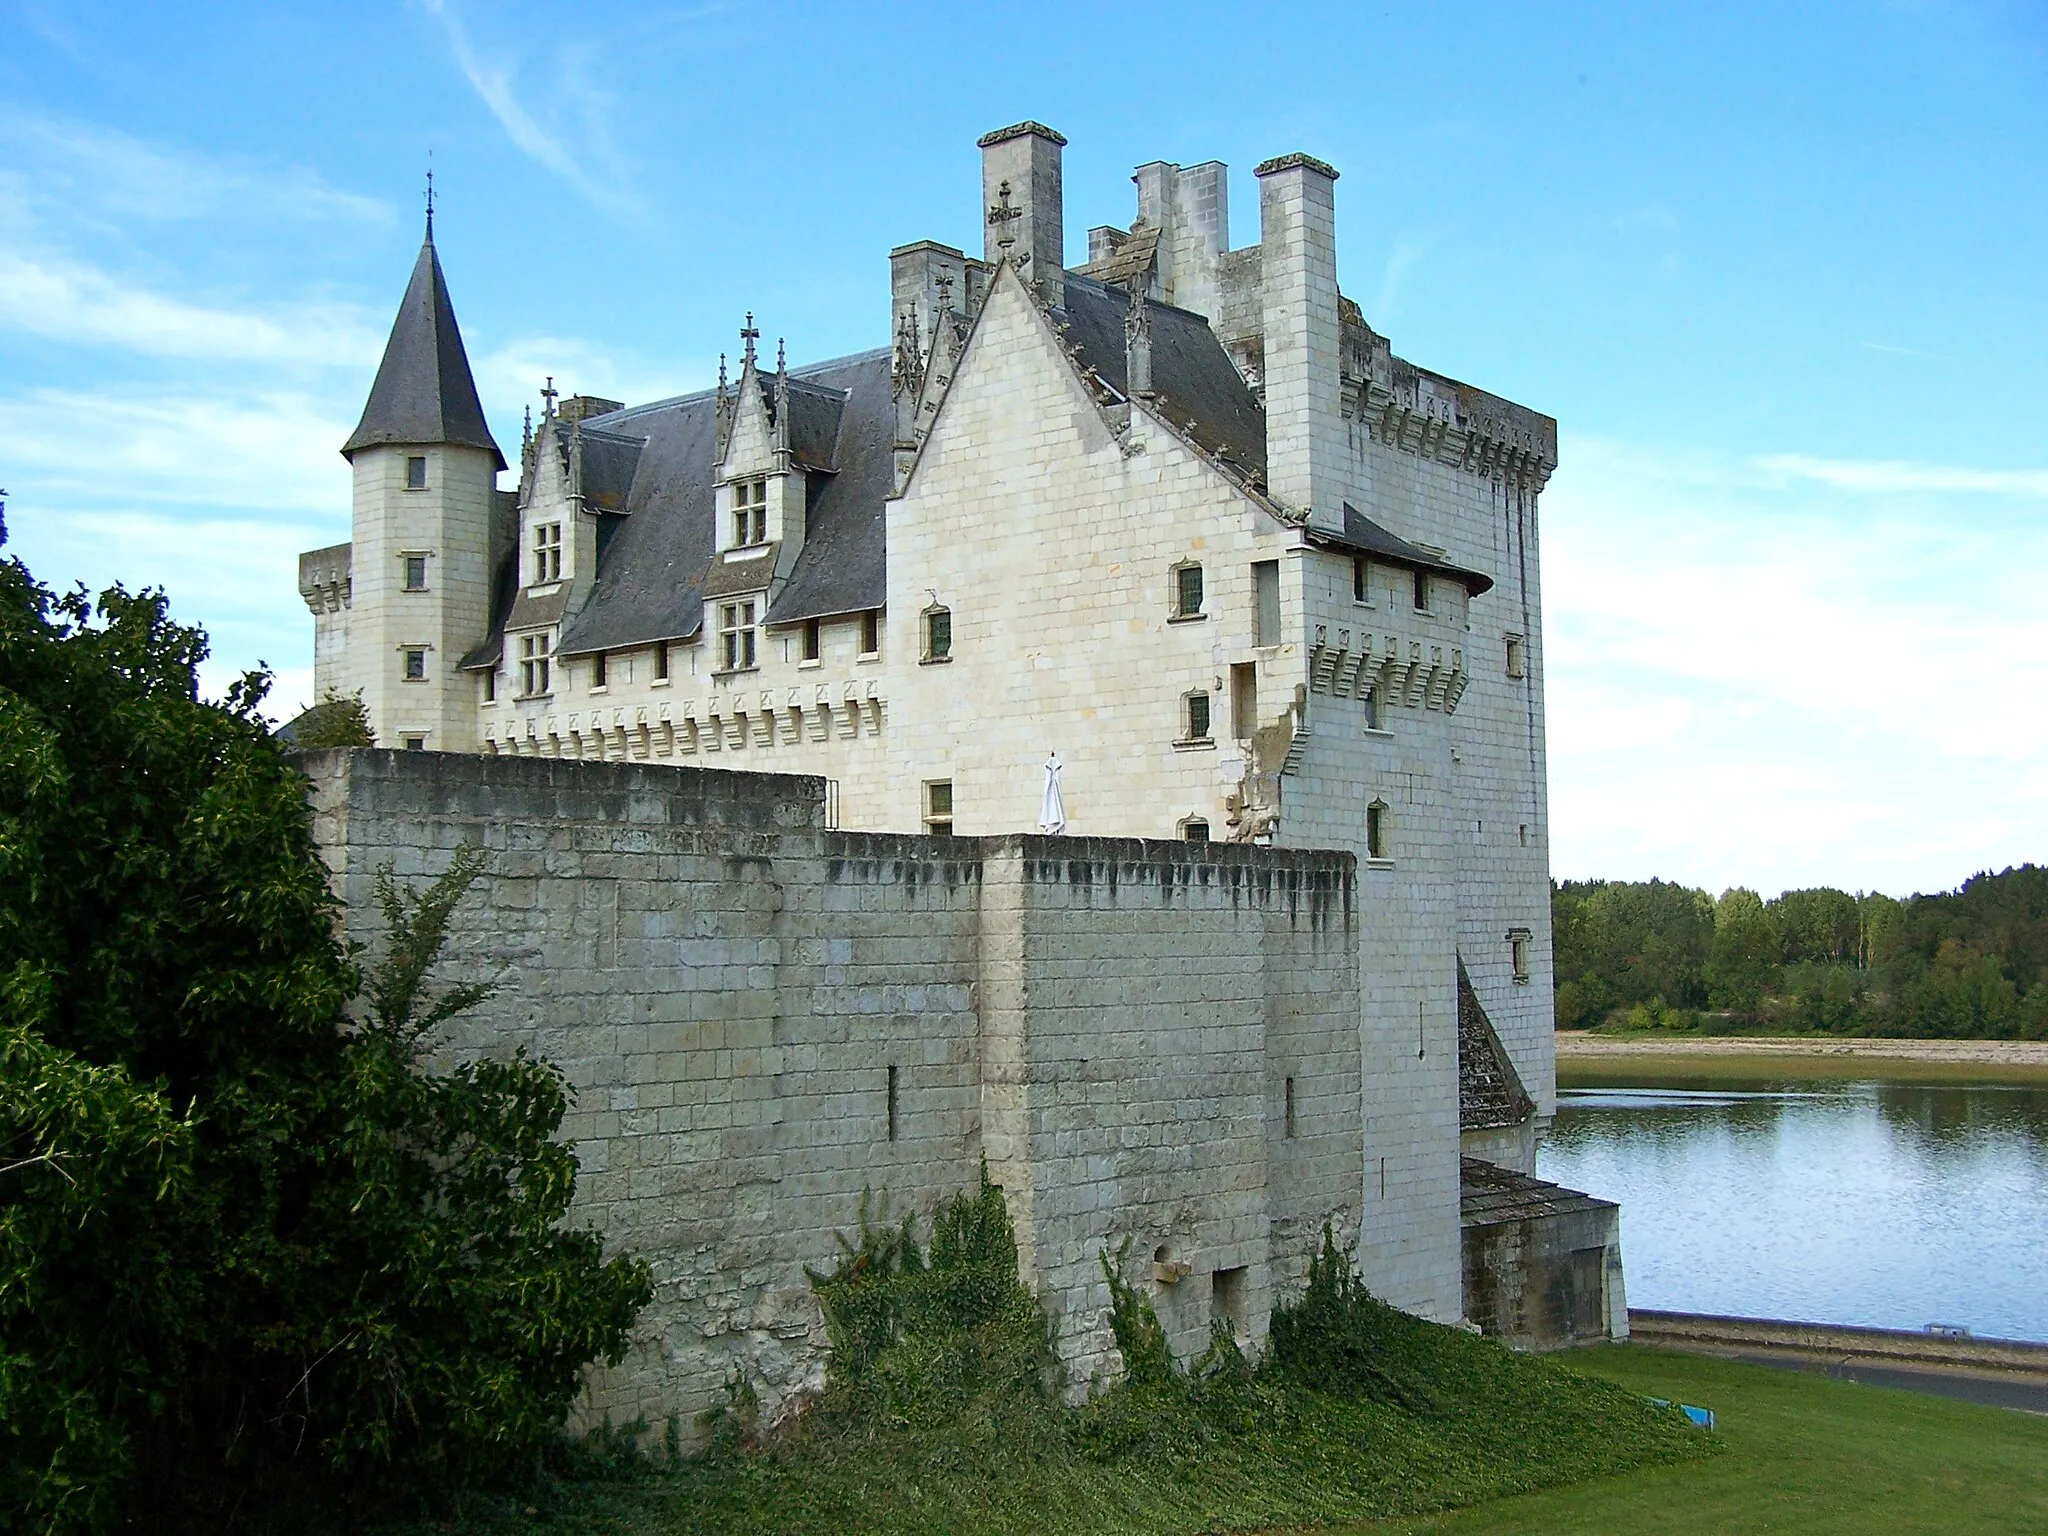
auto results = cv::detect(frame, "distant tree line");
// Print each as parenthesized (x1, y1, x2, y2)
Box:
(1552, 867, 2048, 1039)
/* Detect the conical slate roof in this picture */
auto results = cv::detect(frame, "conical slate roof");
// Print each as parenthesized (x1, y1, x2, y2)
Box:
(341, 230, 505, 469)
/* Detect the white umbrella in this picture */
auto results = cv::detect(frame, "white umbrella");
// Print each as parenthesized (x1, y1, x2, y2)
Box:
(1038, 753, 1067, 835)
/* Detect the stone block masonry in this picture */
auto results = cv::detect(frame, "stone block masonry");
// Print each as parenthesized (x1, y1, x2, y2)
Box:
(301, 748, 1363, 1429)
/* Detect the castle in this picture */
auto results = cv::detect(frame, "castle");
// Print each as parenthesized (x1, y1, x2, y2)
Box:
(297, 123, 1619, 1422)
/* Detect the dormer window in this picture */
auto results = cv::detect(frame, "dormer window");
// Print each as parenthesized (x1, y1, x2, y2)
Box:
(532, 523, 562, 585)
(405, 455, 428, 491)
(731, 478, 768, 548)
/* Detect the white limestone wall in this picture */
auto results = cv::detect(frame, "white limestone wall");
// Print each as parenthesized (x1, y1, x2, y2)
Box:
(348, 443, 496, 751)
(883, 268, 1295, 838)
(1327, 433, 1556, 1120)
(301, 750, 1363, 1434)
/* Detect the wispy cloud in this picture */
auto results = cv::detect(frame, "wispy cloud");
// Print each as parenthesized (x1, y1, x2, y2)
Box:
(1371, 242, 1425, 325)
(1859, 340, 1946, 362)
(1756, 452, 2048, 498)
(0, 112, 390, 227)
(1542, 434, 2048, 895)
(421, 0, 641, 217)
(0, 250, 382, 365)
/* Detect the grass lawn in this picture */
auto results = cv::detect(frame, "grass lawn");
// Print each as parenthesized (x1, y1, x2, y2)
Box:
(1355, 1344, 2048, 1535)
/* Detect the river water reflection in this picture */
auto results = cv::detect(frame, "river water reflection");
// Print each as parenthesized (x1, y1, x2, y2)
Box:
(1537, 1075, 2048, 1343)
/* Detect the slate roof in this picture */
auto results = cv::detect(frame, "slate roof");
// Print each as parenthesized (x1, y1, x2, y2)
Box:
(1460, 1159, 1616, 1228)
(343, 233, 505, 471)
(526, 349, 894, 662)
(1457, 957, 1535, 1131)
(1057, 272, 1268, 480)
(1309, 503, 1495, 598)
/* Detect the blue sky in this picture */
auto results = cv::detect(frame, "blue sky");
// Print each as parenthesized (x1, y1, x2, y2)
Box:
(1, 0, 2042, 896)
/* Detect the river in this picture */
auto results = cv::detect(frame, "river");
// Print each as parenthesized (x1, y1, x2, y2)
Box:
(1536, 1073, 2048, 1344)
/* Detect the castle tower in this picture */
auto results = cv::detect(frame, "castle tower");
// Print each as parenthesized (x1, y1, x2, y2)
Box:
(338, 212, 505, 750)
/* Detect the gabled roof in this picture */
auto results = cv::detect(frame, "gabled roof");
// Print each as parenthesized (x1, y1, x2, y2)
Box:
(1057, 272, 1267, 480)
(342, 232, 506, 470)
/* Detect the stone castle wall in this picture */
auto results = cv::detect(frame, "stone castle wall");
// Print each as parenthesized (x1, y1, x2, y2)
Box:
(301, 749, 1361, 1430)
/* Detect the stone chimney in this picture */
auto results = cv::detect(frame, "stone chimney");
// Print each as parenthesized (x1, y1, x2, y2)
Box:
(979, 121, 1066, 308)
(1256, 153, 1343, 535)
(1133, 160, 1230, 319)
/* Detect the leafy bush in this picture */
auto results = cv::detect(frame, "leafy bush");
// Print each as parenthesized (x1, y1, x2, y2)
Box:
(0, 538, 648, 1532)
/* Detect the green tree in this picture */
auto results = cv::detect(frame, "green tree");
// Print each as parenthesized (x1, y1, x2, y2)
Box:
(1706, 887, 1777, 1013)
(0, 533, 648, 1531)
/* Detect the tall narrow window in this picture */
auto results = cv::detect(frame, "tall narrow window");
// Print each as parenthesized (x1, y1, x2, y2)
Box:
(1510, 930, 1533, 984)
(1172, 562, 1205, 619)
(1366, 799, 1389, 861)
(402, 647, 427, 681)
(1231, 663, 1257, 740)
(590, 651, 608, 690)
(1352, 557, 1371, 604)
(1505, 634, 1526, 679)
(719, 601, 758, 672)
(886, 1065, 900, 1141)
(402, 554, 429, 592)
(519, 632, 552, 697)
(922, 605, 952, 663)
(405, 455, 428, 490)
(925, 780, 954, 835)
(654, 641, 670, 681)
(860, 610, 880, 657)
(802, 616, 822, 662)
(532, 523, 563, 585)
(482, 668, 496, 703)
(1412, 570, 1430, 613)
(1184, 690, 1212, 742)
(1284, 1075, 1297, 1139)
(1253, 559, 1281, 646)
(1362, 685, 1382, 731)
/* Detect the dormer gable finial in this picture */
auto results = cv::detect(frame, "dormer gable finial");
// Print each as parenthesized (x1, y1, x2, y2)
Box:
(988, 179, 1020, 255)
(740, 313, 759, 370)
(541, 375, 558, 420)
(718, 352, 728, 394)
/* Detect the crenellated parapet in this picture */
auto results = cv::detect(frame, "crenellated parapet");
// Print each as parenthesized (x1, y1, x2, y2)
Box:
(298, 542, 351, 614)
(1340, 310, 1556, 493)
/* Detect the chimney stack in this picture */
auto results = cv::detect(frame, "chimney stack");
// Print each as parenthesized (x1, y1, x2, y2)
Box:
(979, 121, 1066, 308)
(1256, 153, 1343, 535)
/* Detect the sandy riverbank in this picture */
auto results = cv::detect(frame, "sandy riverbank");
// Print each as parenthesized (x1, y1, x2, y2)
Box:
(1556, 1031, 2048, 1083)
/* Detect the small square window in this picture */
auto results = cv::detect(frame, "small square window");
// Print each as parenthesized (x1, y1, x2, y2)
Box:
(1505, 634, 1526, 679)
(1184, 691, 1211, 742)
(402, 648, 427, 681)
(802, 617, 821, 662)
(402, 734, 426, 750)
(1182, 818, 1210, 843)
(922, 606, 952, 663)
(1172, 562, 1204, 619)
(925, 779, 954, 835)
(860, 611, 880, 657)
(405, 455, 427, 490)
(402, 554, 428, 592)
